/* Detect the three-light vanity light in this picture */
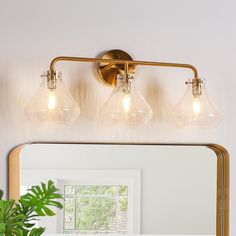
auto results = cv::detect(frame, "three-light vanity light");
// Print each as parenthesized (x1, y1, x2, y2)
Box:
(25, 49, 222, 127)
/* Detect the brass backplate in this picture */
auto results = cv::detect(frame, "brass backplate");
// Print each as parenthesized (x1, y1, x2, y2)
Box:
(97, 49, 135, 86)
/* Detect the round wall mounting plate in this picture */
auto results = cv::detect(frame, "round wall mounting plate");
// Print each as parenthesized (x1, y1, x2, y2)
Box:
(97, 49, 135, 86)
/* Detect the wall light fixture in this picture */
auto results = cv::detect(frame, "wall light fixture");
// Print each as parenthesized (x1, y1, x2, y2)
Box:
(25, 49, 221, 127)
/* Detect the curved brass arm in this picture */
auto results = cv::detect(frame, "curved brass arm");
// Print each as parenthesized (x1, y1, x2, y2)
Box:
(49, 56, 199, 80)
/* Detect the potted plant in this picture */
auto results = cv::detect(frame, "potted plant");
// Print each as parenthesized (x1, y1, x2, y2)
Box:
(0, 180, 63, 235)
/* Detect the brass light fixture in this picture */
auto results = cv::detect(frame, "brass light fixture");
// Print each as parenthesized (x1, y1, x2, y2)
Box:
(25, 49, 221, 127)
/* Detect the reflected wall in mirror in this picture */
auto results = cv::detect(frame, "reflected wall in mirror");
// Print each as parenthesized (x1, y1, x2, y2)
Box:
(8, 143, 229, 236)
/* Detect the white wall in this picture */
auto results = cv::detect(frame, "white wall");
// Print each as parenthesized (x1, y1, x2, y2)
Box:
(0, 0, 235, 234)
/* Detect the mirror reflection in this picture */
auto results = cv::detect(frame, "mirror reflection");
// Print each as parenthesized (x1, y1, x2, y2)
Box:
(19, 144, 217, 235)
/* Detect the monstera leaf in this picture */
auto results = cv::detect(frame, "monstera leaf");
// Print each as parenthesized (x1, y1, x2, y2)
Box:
(20, 180, 63, 216)
(28, 227, 45, 236)
(0, 180, 63, 236)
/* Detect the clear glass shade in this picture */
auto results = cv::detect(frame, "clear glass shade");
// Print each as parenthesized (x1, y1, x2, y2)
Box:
(101, 74, 153, 125)
(173, 80, 222, 128)
(25, 74, 80, 124)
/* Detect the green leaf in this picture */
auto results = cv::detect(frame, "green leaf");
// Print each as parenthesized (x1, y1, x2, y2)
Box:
(29, 227, 45, 236)
(0, 223, 5, 233)
(20, 180, 63, 216)
(0, 199, 26, 234)
(0, 180, 63, 235)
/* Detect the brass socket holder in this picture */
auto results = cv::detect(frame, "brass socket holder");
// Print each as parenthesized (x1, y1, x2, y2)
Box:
(186, 78, 203, 97)
(47, 71, 57, 90)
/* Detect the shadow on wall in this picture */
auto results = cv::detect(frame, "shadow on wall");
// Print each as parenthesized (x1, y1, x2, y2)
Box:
(144, 79, 173, 123)
(70, 66, 104, 122)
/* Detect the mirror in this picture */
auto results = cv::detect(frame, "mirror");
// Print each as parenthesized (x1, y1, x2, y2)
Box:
(8, 143, 229, 236)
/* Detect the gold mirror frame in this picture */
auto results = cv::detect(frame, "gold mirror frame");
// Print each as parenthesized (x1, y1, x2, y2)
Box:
(8, 142, 229, 236)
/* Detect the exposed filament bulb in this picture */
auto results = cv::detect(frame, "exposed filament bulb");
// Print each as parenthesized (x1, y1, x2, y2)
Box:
(48, 90, 56, 110)
(193, 96, 201, 115)
(122, 93, 131, 113)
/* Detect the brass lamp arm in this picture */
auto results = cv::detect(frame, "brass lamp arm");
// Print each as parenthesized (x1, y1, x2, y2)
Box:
(49, 56, 199, 80)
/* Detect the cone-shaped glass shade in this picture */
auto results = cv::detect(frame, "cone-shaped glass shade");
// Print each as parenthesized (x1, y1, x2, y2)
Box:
(173, 80, 222, 128)
(25, 74, 80, 124)
(101, 74, 153, 125)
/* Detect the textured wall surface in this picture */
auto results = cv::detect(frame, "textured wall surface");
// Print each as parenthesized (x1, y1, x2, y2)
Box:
(0, 0, 235, 234)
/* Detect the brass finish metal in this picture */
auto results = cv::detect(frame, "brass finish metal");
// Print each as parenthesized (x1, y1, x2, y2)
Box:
(47, 71, 56, 90)
(97, 49, 135, 86)
(49, 50, 199, 85)
(207, 144, 230, 236)
(8, 145, 25, 202)
(8, 142, 229, 236)
(191, 78, 202, 97)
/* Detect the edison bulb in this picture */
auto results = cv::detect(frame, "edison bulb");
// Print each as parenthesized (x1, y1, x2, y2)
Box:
(101, 74, 153, 125)
(173, 79, 222, 128)
(122, 93, 131, 113)
(24, 71, 80, 124)
(193, 97, 201, 115)
(48, 90, 56, 110)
